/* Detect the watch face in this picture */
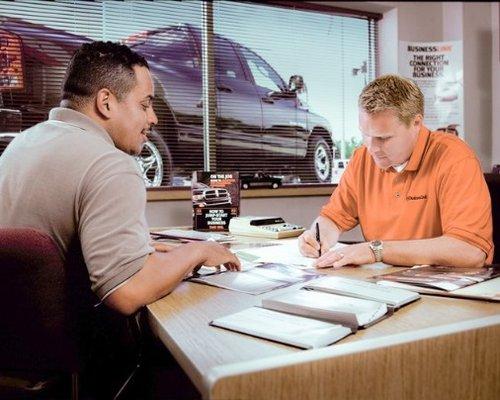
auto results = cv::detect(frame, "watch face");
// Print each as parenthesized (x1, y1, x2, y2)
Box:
(372, 240, 382, 247)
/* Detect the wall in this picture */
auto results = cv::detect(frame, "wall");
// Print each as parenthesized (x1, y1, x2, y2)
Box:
(147, 196, 327, 228)
(492, 2, 500, 167)
(326, 1, 497, 169)
(460, 3, 493, 170)
(377, 2, 494, 170)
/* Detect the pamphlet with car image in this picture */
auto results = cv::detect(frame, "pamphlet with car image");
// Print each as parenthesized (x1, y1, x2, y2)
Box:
(192, 171, 240, 231)
(373, 265, 500, 301)
(188, 262, 320, 295)
(372, 265, 500, 291)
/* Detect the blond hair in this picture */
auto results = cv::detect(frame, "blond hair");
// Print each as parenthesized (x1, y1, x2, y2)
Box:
(358, 74, 424, 126)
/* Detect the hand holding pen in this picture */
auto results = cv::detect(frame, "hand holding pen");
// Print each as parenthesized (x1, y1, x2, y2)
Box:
(315, 222, 322, 257)
(298, 222, 323, 258)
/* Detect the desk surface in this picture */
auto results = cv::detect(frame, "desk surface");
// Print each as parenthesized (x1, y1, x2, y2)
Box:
(147, 239, 500, 400)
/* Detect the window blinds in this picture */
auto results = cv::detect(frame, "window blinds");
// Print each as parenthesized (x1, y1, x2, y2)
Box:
(0, 0, 378, 187)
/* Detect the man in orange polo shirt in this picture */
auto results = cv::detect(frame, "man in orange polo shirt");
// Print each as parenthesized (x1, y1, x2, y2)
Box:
(299, 74, 493, 268)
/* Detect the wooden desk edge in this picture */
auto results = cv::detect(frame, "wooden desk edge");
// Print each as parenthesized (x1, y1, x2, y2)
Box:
(147, 307, 207, 393)
(204, 315, 500, 400)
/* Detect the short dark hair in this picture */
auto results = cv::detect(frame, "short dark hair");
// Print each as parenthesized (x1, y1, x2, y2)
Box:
(62, 41, 149, 109)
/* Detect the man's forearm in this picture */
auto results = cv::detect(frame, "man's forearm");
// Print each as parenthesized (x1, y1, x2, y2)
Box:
(104, 242, 212, 315)
(383, 236, 487, 268)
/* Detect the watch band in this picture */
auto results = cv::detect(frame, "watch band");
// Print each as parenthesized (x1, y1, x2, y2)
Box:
(370, 240, 383, 262)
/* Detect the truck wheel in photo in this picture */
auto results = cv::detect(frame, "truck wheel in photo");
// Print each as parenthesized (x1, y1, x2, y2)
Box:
(135, 130, 172, 187)
(307, 134, 333, 183)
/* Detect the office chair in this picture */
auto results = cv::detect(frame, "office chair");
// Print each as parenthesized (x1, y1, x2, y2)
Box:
(484, 173, 500, 264)
(0, 228, 143, 400)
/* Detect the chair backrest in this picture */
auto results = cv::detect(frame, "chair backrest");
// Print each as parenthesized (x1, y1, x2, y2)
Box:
(484, 173, 500, 264)
(0, 228, 95, 373)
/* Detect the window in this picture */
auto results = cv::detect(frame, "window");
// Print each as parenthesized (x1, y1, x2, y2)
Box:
(129, 27, 199, 69)
(239, 46, 285, 92)
(215, 37, 245, 80)
(0, 0, 379, 189)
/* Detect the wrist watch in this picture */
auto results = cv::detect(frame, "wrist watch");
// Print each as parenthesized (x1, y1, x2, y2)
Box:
(369, 240, 384, 262)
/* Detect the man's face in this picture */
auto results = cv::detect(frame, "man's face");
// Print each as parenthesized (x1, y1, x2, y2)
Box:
(109, 66, 157, 156)
(359, 109, 421, 170)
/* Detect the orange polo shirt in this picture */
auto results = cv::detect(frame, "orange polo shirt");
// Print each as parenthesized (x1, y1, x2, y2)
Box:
(321, 126, 494, 264)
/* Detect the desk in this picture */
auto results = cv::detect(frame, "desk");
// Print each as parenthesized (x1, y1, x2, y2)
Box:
(147, 239, 500, 400)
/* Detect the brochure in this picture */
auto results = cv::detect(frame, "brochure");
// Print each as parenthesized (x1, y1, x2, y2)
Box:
(188, 262, 319, 295)
(372, 265, 500, 291)
(192, 171, 240, 232)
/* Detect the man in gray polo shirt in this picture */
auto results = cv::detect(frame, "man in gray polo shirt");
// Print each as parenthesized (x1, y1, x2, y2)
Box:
(0, 41, 240, 315)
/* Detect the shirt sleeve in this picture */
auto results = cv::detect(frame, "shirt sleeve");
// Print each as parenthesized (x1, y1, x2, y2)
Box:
(77, 152, 155, 299)
(320, 149, 360, 232)
(438, 156, 494, 263)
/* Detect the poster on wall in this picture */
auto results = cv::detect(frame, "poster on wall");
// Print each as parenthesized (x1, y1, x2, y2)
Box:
(399, 41, 463, 137)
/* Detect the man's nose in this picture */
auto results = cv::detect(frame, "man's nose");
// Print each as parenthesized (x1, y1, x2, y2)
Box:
(149, 107, 158, 126)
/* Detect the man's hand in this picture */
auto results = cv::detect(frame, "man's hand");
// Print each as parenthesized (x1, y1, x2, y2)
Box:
(313, 242, 375, 269)
(299, 216, 342, 258)
(298, 229, 322, 258)
(197, 241, 241, 271)
(151, 241, 176, 253)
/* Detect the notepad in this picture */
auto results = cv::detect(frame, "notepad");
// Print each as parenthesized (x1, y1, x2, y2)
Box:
(210, 307, 352, 349)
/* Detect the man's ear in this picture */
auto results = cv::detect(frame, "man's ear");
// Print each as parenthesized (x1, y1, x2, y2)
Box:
(413, 114, 423, 129)
(96, 88, 113, 118)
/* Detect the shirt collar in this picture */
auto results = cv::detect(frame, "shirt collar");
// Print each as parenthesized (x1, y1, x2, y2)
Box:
(405, 125, 430, 172)
(392, 161, 408, 173)
(48, 107, 115, 146)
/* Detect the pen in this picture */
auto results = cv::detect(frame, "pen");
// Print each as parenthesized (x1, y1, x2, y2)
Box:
(315, 222, 321, 257)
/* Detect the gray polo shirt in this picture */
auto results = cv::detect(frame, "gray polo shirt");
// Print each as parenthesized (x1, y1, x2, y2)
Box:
(0, 107, 154, 299)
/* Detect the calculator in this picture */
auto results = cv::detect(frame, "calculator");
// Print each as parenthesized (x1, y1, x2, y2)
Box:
(228, 216, 305, 239)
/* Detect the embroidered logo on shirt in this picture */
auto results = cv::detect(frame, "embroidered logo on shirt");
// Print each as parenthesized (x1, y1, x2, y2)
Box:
(406, 195, 427, 201)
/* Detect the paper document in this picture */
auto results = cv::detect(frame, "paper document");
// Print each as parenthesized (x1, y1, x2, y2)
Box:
(235, 239, 347, 267)
(151, 229, 235, 243)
